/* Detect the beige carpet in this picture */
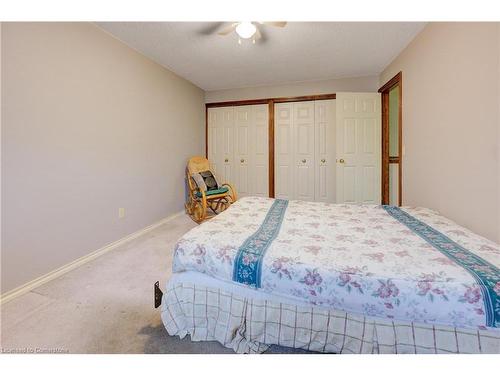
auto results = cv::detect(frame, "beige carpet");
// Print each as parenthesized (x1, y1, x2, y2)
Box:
(0, 213, 312, 354)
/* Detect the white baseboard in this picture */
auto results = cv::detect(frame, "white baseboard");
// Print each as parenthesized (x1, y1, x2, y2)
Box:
(0, 210, 185, 305)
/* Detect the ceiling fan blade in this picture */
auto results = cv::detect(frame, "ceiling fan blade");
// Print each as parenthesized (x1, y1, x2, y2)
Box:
(263, 21, 287, 28)
(218, 23, 238, 36)
(254, 27, 262, 41)
(197, 22, 225, 36)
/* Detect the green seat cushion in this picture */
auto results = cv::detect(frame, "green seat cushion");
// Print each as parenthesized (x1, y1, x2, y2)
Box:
(195, 186, 229, 198)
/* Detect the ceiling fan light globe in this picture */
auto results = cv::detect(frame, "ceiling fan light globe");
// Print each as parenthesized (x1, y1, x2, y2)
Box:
(236, 22, 257, 39)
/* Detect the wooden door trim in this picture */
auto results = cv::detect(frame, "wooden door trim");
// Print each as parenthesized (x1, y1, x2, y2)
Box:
(205, 93, 336, 108)
(268, 100, 275, 197)
(273, 93, 337, 103)
(206, 99, 270, 108)
(378, 72, 402, 93)
(378, 71, 402, 206)
(206, 93, 336, 199)
(205, 106, 208, 158)
(389, 156, 400, 163)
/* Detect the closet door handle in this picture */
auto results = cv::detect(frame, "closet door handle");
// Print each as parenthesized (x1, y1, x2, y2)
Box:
(240, 158, 245, 163)
(224, 158, 229, 163)
(339, 159, 345, 164)
(321, 159, 326, 163)
(301, 159, 306, 164)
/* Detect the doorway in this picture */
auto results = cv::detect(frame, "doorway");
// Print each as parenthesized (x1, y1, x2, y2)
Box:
(379, 72, 402, 206)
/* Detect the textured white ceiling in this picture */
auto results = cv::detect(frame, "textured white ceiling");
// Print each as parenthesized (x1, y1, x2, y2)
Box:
(96, 22, 425, 91)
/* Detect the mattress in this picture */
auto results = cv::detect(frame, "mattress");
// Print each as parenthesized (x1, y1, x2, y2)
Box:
(168, 270, 318, 307)
(171, 196, 500, 331)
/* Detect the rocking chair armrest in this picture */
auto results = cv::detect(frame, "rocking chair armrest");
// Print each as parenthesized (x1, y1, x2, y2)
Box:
(190, 182, 208, 203)
(221, 182, 237, 202)
(197, 187, 207, 199)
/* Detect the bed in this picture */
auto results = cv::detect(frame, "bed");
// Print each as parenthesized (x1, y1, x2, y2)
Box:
(161, 196, 500, 353)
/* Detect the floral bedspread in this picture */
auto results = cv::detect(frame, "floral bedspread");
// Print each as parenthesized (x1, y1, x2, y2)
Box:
(172, 196, 500, 330)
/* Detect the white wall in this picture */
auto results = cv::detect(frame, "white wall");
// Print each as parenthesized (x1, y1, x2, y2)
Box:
(498, 23, 500, 242)
(380, 22, 499, 243)
(1, 23, 205, 293)
(497, 23, 500, 243)
(0, 22, 3, 294)
(205, 75, 379, 102)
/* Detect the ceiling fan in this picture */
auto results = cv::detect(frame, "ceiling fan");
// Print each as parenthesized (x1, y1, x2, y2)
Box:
(217, 21, 287, 44)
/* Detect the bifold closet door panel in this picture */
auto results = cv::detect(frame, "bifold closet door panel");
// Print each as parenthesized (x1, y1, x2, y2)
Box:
(207, 108, 222, 176)
(209, 104, 269, 198)
(234, 106, 252, 197)
(276, 100, 335, 202)
(234, 104, 269, 198)
(207, 107, 235, 184)
(293, 101, 316, 202)
(274, 103, 294, 200)
(252, 105, 269, 197)
(314, 99, 336, 203)
(335, 92, 381, 204)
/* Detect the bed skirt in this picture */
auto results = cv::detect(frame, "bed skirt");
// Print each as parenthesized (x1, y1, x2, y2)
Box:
(161, 281, 500, 354)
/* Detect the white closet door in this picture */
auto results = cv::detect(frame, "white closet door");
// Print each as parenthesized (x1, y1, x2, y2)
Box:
(207, 108, 220, 173)
(207, 107, 234, 185)
(274, 103, 294, 200)
(252, 105, 269, 197)
(209, 104, 268, 199)
(294, 101, 315, 201)
(314, 99, 336, 203)
(336, 93, 381, 204)
(234, 106, 252, 197)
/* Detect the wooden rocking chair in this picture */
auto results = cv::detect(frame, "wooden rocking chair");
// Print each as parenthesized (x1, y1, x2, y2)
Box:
(185, 156, 237, 223)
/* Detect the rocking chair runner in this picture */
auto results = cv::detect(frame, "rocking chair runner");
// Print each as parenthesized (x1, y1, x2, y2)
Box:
(185, 156, 237, 223)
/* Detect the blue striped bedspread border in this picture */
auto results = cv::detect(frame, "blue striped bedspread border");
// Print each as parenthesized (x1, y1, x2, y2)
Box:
(383, 205, 499, 328)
